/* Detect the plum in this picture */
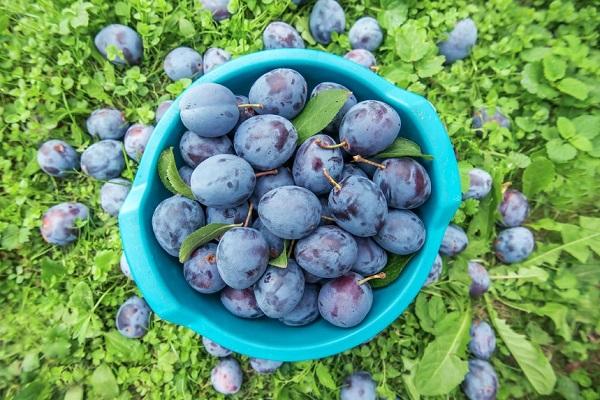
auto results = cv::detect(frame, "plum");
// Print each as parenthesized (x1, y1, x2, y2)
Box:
(440, 224, 468, 256)
(202, 336, 232, 357)
(468, 261, 490, 298)
(206, 202, 249, 225)
(183, 243, 225, 294)
(179, 166, 193, 186)
(86, 108, 128, 140)
(199, 0, 231, 21)
(179, 83, 239, 137)
(252, 167, 294, 205)
(80, 140, 125, 180)
(124, 123, 154, 161)
(464, 168, 492, 200)
(424, 253, 443, 287)
(279, 283, 320, 326)
(100, 178, 131, 217)
(374, 209, 426, 255)
(263, 21, 305, 49)
(40, 202, 89, 246)
(341, 164, 368, 180)
(373, 158, 431, 209)
(94, 24, 143, 65)
(309, 0, 345, 45)
(472, 107, 510, 131)
(293, 134, 344, 195)
(220, 287, 264, 318)
(155, 100, 173, 123)
(494, 227, 535, 264)
(254, 261, 305, 318)
(250, 358, 283, 374)
(163, 47, 203, 81)
(318, 272, 372, 328)
(211, 357, 243, 395)
(462, 359, 498, 400)
(116, 296, 151, 338)
(180, 131, 233, 168)
(498, 189, 529, 227)
(217, 227, 269, 289)
(469, 320, 496, 360)
(438, 18, 477, 64)
(352, 237, 387, 276)
(349, 17, 383, 51)
(37, 139, 79, 178)
(340, 371, 377, 400)
(344, 49, 377, 69)
(203, 47, 231, 73)
(248, 68, 307, 119)
(252, 217, 284, 258)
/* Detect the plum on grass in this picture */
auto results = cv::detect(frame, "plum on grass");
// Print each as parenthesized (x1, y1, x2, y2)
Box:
(202, 337, 232, 357)
(248, 68, 307, 119)
(309, 0, 345, 45)
(234, 114, 298, 170)
(440, 224, 468, 256)
(495, 227, 535, 264)
(311, 82, 357, 134)
(349, 17, 383, 51)
(120, 253, 132, 279)
(498, 189, 529, 227)
(37, 140, 79, 178)
(179, 166, 193, 186)
(179, 83, 239, 137)
(155, 100, 173, 123)
(151, 195, 205, 257)
(250, 358, 283, 374)
(163, 47, 203, 81)
(340, 371, 377, 400)
(100, 178, 131, 217)
(344, 49, 377, 69)
(469, 320, 496, 360)
(295, 225, 358, 278)
(473, 107, 510, 130)
(318, 272, 373, 328)
(80, 140, 125, 180)
(217, 227, 269, 289)
(263, 21, 305, 49)
(279, 283, 320, 326)
(339, 100, 401, 156)
(124, 123, 154, 161)
(207, 202, 249, 225)
(191, 154, 255, 207)
(258, 185, 321, 239)
(40, 202, 89, 246)
(341, 164, 368, 180)
(220, 287, 264, 318)
(252, 218, 284, 258)
(327, 174, 388, 237)
(86, 108, 128, 140)
(252, 167, 294, 205)
(439, 18, 477, 64)
(293, 134, 344, 195)
(468, 261, 490, 298)
(464, 168, 492, 200)
(199, 0, 231, 21)
(373, 158, 431, 209)
(424, 253, 443, 286)
(462, 359, 498, 400)
(211, 357, 243, 395)
(203, 47, 231, 73)
(374, 209, 426, 255)
(94, 24, 143, 65)
(183, 243, 225, 294)
(116, 296, 151, 339)
(254, 261, 305, 318)
(352, 237, 387, 276)
(180, 131, 233, 168)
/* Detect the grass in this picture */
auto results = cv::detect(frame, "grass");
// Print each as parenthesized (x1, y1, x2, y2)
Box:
(1, 0, 599, 399)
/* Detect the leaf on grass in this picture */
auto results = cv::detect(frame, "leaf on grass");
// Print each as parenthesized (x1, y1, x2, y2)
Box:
(491, 317, 556, 394)
(491, 265, 549, 283)
(520, 231, 600, 268)
(269, 240, 289, 268)
(370, 254, 413, 288)
(414, 311, 471, 396)
(315, 363, 337, 390)
(556, 77, 589, 100)
(179, 223, 241, 263)
(41, 257, 65, 285)
(15, 381, 50, 400)
(293, 89, 352, 143)
(395, 21, 430, 62)
(158, 147, 195, 199)
(104, 331, 145, 362)
(373, 138, 433, 160)
(523, 158, 555, 197)
(89, 364, 119, 399)
(542, 55, 566, 81)
(546, 139, 577, 163)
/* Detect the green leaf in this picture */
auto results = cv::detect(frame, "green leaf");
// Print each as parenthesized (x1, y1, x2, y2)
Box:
(395, 21, 429, 62)
(523, 158, 555, 197)
(491, 317, 556, 394)
(179, 223, 242, 263)
(315, 363, 336, 390)
(542, 55, 566, 81)
(556, 77, 589, 100)
(104, 331, 145, 362)
(89, 364, 119, 399)
(416, 55, 445, 78)
(546, 139, 577, 163)
(41, 257, 65, 285)
(491, 266, 549, 283)
(414, 311, 471, 396)
(178, 18, 195, 38)
(293, 89, 351, 143)
(15, 381, 50, 400)
(572, 115, 600, 140)
(557, 117, 576, 139)
(373, 138, 433, 160)
(69, 281, 93, 311)
(158, 147, 195, 199)
(379, 3, 408, 31)
(371, 254, 413, 288)
(269, 240, 289, 268)
(64, 385, 84, 400)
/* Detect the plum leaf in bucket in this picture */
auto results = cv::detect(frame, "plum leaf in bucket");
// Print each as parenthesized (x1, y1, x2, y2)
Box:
(370, 254, 413, 288)
(269, 240, 289, 268)
(158, 147, 195, 199)
(373, 137, 433, 160)
(293, 89, 352, 143)
(179, 223, 242, 263)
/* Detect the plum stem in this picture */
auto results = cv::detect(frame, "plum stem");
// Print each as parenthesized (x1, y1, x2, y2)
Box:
(352, 155, 385, 170)
(370, 66, 380, 72)
(287, 240, 295, 258)
(501, 181, 512, 194)
(255, 169, 278, 178)
(357, 272, 387, 285)
(244, 201, 254, 227)
(238, 103, 263, 109)
(322, 168, 341, 191)
(321, 215, 336, 222)
(315, 138, 349, 150)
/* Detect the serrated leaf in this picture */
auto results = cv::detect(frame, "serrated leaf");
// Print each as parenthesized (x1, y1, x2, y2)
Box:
(179, 223, 241, 263)
(523, 158, 555, 196)
(373, 138, 433, 160)
(315, 363, 336, 390)
(491, 317, 556, 394)
(490, 266, 549, 283)
(158, 147, 195, 199)
(556, 77, 589, 100)
(293, 89, 352, 143)
(371, 254, 413, 288)
(414, 311, 471, 396)
(269, 240, 289, 268)
(395, 21, 430, 62)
